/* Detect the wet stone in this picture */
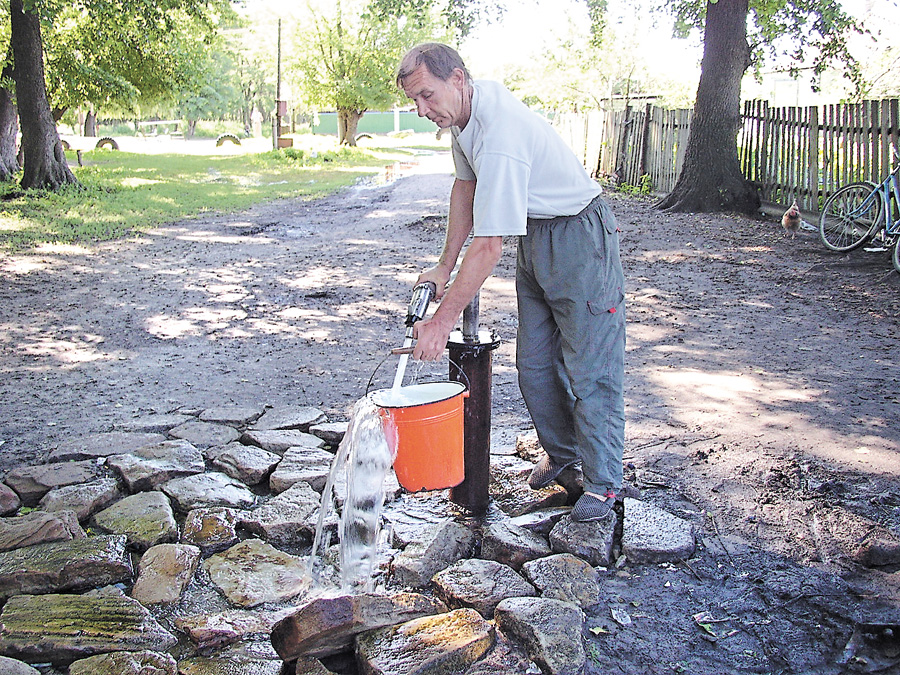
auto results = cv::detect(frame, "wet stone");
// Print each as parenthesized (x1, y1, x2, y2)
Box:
(333, 464, 401, 510)
(161, 472, 256, 512)
(549, 513, 617, 567)
(169, 420, 241, 447)
(177, 656, 285, 675)
(521, 553, 601, 608)
(464, 630, 538, 675)
(4, 460, 102, 506)
(0, 593, 176, 665)
(391, 520, 477, 588)
(355, 608, 495, 675)
(489, 427, 520, 456)
(271, 592, 447, 661)
(38, 477, 123, 522)
(116, 415, 194, 435)
(621, 497, 696, 565)
(494, 597, 586, 675)
(491, 454, 540, 478)
(515, 430, 543, 462)
(207, 442, 281, 486)
(241, 429, 326, 455)
(175, 607, 295, 650)
(0, 534, 132, 601)
(47, 431, 167, 463)
(309, 421, 348, 445)
(432, 558, 537, 618)
(106, 439, 205, 492)
(199, 405, 265, 426)
(509, 507, 571, 536)
(68, 650, 177, 675)
(481, 520, 552, 571)
(269, 446, 335, 493)
(0, 483, 21, 515)
(239, 481, 323, 546)
(182, 507, 241, 554)
(383, 494, 454, 548)
(202, 538, 310, 608)
(491, 470, 569, 518)
(131, 543, 201, 606)
(92, 491, 177, 551)
(252, 405, 326, 431)
(0, 655, 40, 674)
(0, 509, 84, 552)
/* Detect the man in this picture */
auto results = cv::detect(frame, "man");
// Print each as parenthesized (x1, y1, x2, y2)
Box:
(396, 43, 626, 521)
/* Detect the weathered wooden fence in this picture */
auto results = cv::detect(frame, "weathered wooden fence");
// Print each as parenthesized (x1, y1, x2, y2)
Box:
(554, 98, 900, 213)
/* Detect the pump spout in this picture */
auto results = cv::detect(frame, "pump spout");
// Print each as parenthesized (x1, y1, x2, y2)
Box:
(404, 281, 436, 338)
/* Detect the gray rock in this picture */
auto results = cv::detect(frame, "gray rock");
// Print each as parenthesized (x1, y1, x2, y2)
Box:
(489, 427, 520, 456)
(4, 460, 102, 506)
(177, 656, 285, 675)
(169, 420, 241, 447)
(0, 535, 132, 601)
(131, 543, 201, 606)
(199, 405, 265, 426)
(182, 507, 241, 554)
(38, 477, 123, 522)
(494, 597, 586, 675)
(391, 520, 476, 588)
(0, 593, 176, 665)
(491, 469, 569, 518)
(432, 558, 537, 618)
(208, 442, 280, 486)
(549, 514, 617, 566)
(252, 405, 326, 431)
(202, 539, 310, 608)
(239, 481, 323, 545)
(106, 439, 204, 492)
(47, 431, 167, 462)
(271, 592, 447, 660)
(516, 430, 543, 462)
(621, 498, 696, 565)
(116, 415, 194, 435)
(0, 509, 85, 552)
(521, 553, 601, 608)
(492, 453, 540, 478)
(355, 608, 495, 675)
(241, 429, 326, 455)
(0, 483, 21, 515)
(0, 655, 40, 674)
(481, 520, 552, 571)
(383, 495, 453, 547)
(463, 630, 537, 675)
(92, 491, 177, 551)
(175, 607, 296, 650)
(269, 446, 335, 493)
(68, 650, 177, 675)
(160, 472, 256, 512)
(309, 421, 347, 445)
(509, 507, 571, 536)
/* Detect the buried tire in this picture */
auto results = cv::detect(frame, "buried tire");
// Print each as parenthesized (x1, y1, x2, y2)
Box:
(95, 137, 119, 150)
(216, 133, 241, 147)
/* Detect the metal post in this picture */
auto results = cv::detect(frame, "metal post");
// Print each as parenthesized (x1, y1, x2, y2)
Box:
(448, 293, 499, 514)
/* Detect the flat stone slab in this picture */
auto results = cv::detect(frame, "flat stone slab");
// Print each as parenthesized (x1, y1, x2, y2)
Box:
(356, 608, 495, 675)
(106, 439, 204, 492)
(521, 553, 601, 608)
(494, 597, 586, 675)
(0, 593, 176, 665)
(509, 507, 571, 536)
(309, 421, 347, 445)
(93, 491, 177, 551)
(391, 521, 476, 588)
(251, 406, 326, 431)
(181, 507, 242, 554)
(432, 559, 537, 618)
(0, 509, 84, 552)
(241, 429, 326, 455)
(481, 520, 552, 571)
(0, 483, 21, 515)
(68, 650, 177, 675)
(202, 539, 310, 608)
(0, 655, 40, 674)
(239, 481, 322, 545)
(549, 513, 617, 567)
(177, 656, 286, 675)
(169, 420, 241, 447)
(0, 535, 132, 602)
(621, 497, 696, 564)
(116, 415, 195, 435)
(199, 405, 265, 426)
(131, 543, 201, 606)
(175, 607, 295, 650)
(208, 442, 280, 486)
(38, 477, 123, 522)
(47, 432, 167, 462)
(160, 472, 256, 512)
(4, 460, 102, 506)
(269, 446, 335, 493)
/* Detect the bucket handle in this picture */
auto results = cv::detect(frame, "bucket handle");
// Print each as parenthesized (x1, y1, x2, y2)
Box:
(366, 351, 471, 395)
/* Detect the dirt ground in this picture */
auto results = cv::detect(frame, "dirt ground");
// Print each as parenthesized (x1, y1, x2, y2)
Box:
(1, 148, 900, 674)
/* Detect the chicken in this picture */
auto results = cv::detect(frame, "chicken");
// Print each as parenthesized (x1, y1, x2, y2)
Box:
(781, 200, 801, 238)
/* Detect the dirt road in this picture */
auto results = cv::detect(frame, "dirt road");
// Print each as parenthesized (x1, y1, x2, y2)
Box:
(1, 149, 899, 673)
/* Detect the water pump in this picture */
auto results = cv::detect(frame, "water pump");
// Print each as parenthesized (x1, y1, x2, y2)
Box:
(404, 281, 436, 339)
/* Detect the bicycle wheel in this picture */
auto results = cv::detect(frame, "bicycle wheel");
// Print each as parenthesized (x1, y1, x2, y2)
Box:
(819, 182, 882, 252)
(892, 232, 900, 274)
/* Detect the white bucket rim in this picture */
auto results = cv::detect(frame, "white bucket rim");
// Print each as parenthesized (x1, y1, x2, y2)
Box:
(369, 381, 467, 409)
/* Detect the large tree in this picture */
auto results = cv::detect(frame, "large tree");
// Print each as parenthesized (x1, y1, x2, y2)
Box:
(656, 0, 862, 214)
(0, 44, 18, 181)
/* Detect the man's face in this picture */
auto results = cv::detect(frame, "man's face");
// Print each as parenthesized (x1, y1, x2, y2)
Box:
(401, 64, 469, 129)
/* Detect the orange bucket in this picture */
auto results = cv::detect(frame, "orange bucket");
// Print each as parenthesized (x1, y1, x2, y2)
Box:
(369, 382, 468, 491)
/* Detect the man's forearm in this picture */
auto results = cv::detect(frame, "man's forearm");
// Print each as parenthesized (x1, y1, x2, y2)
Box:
(432, 236, 502, 327)
(436, 179, 476, 273)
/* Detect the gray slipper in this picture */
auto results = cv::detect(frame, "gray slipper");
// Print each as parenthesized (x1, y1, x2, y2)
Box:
(571, 492, 616, 522)
(528, 454, 578, 490)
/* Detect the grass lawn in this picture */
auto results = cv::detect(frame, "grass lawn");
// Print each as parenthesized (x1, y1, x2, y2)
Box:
(0, 132, 448, 253)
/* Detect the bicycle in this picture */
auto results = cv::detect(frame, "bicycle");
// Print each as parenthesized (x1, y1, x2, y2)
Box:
(818, 144, 900, 274)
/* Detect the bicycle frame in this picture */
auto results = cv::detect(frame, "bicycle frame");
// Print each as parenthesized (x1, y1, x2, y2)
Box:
(847, 164, 900, 239)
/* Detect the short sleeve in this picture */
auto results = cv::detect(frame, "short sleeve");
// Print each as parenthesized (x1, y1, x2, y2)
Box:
(451, 135, 476, 181)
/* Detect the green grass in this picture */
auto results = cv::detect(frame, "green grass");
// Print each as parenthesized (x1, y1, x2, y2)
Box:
(0, 134, 442, 253)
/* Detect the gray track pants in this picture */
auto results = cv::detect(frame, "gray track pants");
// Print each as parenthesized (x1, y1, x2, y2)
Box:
(516, 194, 626, 494)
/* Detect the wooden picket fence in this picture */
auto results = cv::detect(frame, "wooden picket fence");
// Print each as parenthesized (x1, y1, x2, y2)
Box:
(553, 98, 900, 213)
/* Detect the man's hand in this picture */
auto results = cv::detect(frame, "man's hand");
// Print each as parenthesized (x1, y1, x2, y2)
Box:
(416, 266, 452, 301)
(412, 313, 455, 361)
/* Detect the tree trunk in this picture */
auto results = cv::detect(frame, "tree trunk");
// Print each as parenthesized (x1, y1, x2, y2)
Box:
(337, 109, 363, 146)
(84, 110, 98, 137)
(656, 0, 759, 214)
(0, 47, 20, 182)
(11, 0, 78, 191)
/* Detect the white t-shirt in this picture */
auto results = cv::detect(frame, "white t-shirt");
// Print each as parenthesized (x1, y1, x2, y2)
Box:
(451, 80, 602, 237)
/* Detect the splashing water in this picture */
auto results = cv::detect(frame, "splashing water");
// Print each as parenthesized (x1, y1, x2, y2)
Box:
(309, 395, 397, 591)
(391, 336, 413, 390)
